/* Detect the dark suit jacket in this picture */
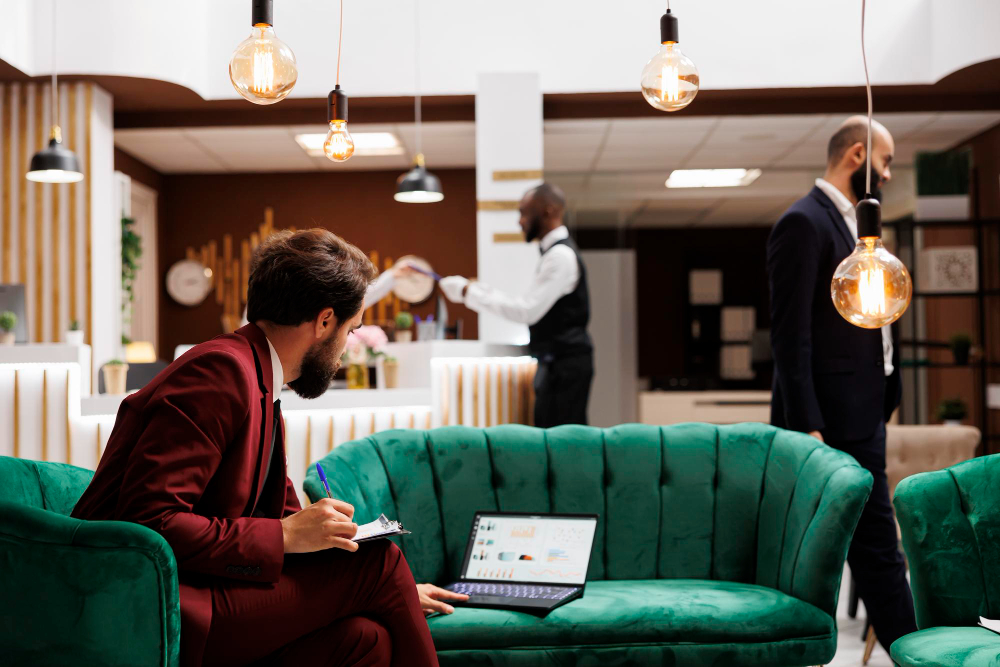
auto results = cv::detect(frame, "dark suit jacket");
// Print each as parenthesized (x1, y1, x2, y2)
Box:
(72, 323, 301, 666)
(767, 186, 901, 443)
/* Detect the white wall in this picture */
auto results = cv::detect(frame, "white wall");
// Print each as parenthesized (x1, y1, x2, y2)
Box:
(581, 250, 638, 427)
(2, 1, 997, 102)
(90, 88, 119, 388)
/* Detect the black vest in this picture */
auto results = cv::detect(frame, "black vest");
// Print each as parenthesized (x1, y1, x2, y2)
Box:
(528, 237, 593, 359)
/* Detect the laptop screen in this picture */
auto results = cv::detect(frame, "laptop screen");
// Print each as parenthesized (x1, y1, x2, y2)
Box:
(458, 512, 599, 586)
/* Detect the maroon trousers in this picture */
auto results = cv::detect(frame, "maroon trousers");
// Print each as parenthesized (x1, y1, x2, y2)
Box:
(202, 541, 438, 667)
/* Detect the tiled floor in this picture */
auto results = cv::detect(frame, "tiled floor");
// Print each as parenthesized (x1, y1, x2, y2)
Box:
(828, 567, 894, 667)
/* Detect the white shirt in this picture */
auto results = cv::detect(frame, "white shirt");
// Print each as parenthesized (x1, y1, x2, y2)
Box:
(815, 178, 894, 376)
(463, 225, 580, 326)
(265, 336, 284, 401)
(364, 270, 396, 308)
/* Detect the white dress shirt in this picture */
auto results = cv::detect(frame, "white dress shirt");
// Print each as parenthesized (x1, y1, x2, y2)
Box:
(815, 178, 894, 376)
(265, 336, 284, 401)
(463, 226, 580, 326)
(364, 270, 396, 308)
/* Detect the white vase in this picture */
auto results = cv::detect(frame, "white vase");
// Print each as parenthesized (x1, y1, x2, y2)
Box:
(395, 330, 412, 343)
(0, 331, 14, 346)
(65, 330, 84, 346)
(102, 364, 129, 395)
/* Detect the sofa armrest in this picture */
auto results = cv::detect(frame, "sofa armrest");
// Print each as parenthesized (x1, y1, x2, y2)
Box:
(0, 501, 180, 667)
(780, 452, 873, 618)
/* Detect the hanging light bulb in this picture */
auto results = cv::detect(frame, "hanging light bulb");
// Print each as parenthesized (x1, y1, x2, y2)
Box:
(229, 0, 297, 105)
(394, 0, 443, 203)
(27, 0, 83, 184)
(831, 0, 912, 328)
(323, 86, 354, 162)
(640, 3, 699, 112)
(831, 200, 912, 328)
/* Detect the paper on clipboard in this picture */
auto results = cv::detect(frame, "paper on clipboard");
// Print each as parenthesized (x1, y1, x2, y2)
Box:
(353, 513, 411, 543)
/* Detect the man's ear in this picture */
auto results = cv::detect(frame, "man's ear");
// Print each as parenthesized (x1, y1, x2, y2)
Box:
(314, 307, 337, 339)
(848, 141, 866, 169)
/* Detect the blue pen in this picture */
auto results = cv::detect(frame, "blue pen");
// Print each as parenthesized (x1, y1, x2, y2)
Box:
(315, 462, 334, 499)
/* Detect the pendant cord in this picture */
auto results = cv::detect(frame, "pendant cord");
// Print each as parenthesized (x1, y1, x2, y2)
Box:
(861, 0, 872, 196)
(414, 0, 422, 158)
(51, 0, 58, 134)
(336, 0, 343, 87)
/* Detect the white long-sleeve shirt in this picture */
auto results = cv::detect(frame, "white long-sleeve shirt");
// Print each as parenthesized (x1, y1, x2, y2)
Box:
(815, 178, 894, 376)
(463, 226, 580, 326)
(364, 270, 396, 308)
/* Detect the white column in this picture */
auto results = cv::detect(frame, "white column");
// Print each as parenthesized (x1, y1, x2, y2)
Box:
(89, 86, 120, 389)
(474, 73, 543, 345)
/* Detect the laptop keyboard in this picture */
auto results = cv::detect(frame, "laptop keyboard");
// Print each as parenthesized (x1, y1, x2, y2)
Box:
(450, 582, 575, 600)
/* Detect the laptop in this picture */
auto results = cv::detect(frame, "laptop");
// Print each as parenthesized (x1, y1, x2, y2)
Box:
(444, 511, 599, 613)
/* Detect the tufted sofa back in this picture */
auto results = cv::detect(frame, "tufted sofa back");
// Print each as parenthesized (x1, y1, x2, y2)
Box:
(306, 422, 872, 617)
(0, 457, 94, 516)
(895, 452, 1000, 629)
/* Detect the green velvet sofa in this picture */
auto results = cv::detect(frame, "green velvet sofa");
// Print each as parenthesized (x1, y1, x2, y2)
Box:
(891, 453, 1000, 666)
(0, 457, 180, 667)
(305, 423, 873, 666)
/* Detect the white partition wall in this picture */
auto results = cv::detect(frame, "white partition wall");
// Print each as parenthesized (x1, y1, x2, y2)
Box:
(475, 72, 544, 345)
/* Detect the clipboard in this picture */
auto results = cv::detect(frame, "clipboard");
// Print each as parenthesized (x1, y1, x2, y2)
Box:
(354, 513, 412, 543)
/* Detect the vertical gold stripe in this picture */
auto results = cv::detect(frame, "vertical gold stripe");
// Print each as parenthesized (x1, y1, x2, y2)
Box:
(425, 412, 431, 430)
(84, 85, 93, 348)
(349, 414, 356, 442)
(67, 85, 77, 324)
(65, 369, 72, 465)
(1, 85, 11, 282)
(409, 413, 415, 429)
(370, 412, 376, 436)
(327, 415, 334, 452)
(304, 417, 311, 471)
(18, 86, 28, 286)
(520, 365, 529, 424)
(457, 365, 464, 426)
(34, 85, 44, 342)
(507, 364, 515, 425)
(485, 365, 493, 427)
(472, 364, 479, 427)
(389, 412, 395, 429)
(440, 367, 449, 426)
(12, 370, 19, 458)
(41, 369, 48, 461)
(52, 121, 62, 342)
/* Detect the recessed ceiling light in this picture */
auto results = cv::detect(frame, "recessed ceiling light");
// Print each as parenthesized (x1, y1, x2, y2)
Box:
(665, 168, 762, 188)
(295, 131, 404, 157)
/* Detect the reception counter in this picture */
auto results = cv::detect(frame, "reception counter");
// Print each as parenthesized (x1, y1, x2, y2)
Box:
(0, 340, 534, 506)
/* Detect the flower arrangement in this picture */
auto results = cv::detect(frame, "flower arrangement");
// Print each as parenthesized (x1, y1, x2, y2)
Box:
(344, 325, 389, 365)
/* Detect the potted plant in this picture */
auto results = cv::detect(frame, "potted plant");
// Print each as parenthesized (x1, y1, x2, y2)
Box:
(937, 397, 968, 426)
(342, 325, 388, 390)
(394, 311, 414, 343)
(914, 149, 971, 220)
(949, 332, 972, 365)
(0, 311, 16, 345)
(65, 319, 84, 346)
(102, 359, 130, 395)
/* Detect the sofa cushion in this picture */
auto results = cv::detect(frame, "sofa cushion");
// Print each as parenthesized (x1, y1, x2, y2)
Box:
(890, 626, 1000, 666)
(428, 579, 833, 651)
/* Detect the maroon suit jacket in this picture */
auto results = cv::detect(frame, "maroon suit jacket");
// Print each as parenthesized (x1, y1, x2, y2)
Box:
(72, 323, 301, 666)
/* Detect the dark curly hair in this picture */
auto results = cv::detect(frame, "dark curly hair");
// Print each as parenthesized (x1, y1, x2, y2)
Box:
(246, 228, 377, 328)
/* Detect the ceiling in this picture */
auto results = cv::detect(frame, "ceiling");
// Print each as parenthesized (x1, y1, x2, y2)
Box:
(115, 110, 1000, 227)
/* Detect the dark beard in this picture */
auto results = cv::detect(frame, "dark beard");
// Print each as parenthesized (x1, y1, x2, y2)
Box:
(287, 335, 341, 399)
(524, 215, 543, 243)
(850, 163, 883, 203)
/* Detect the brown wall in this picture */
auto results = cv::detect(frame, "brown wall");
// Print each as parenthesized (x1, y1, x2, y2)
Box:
(155, 168, 478, 356)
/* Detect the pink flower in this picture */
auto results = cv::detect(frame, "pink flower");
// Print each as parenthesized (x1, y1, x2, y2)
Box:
(351, 325, 388, 352)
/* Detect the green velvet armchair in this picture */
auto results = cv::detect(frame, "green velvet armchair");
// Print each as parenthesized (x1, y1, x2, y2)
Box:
(306, 423, 873, 666)
(0, 457, 180, 667)
(891, 453, 1000, 666)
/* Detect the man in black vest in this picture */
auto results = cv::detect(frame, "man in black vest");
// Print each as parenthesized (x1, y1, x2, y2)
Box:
(767, 116, 915, 653)
(439, 182, 593, 427)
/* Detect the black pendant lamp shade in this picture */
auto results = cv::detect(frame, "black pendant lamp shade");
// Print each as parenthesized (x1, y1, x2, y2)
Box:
(394, 154, 443, 203)
(27, 128, 83, 183)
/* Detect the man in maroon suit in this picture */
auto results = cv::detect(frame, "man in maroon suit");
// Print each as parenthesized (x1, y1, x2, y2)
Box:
(73, 229, 463, 666)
